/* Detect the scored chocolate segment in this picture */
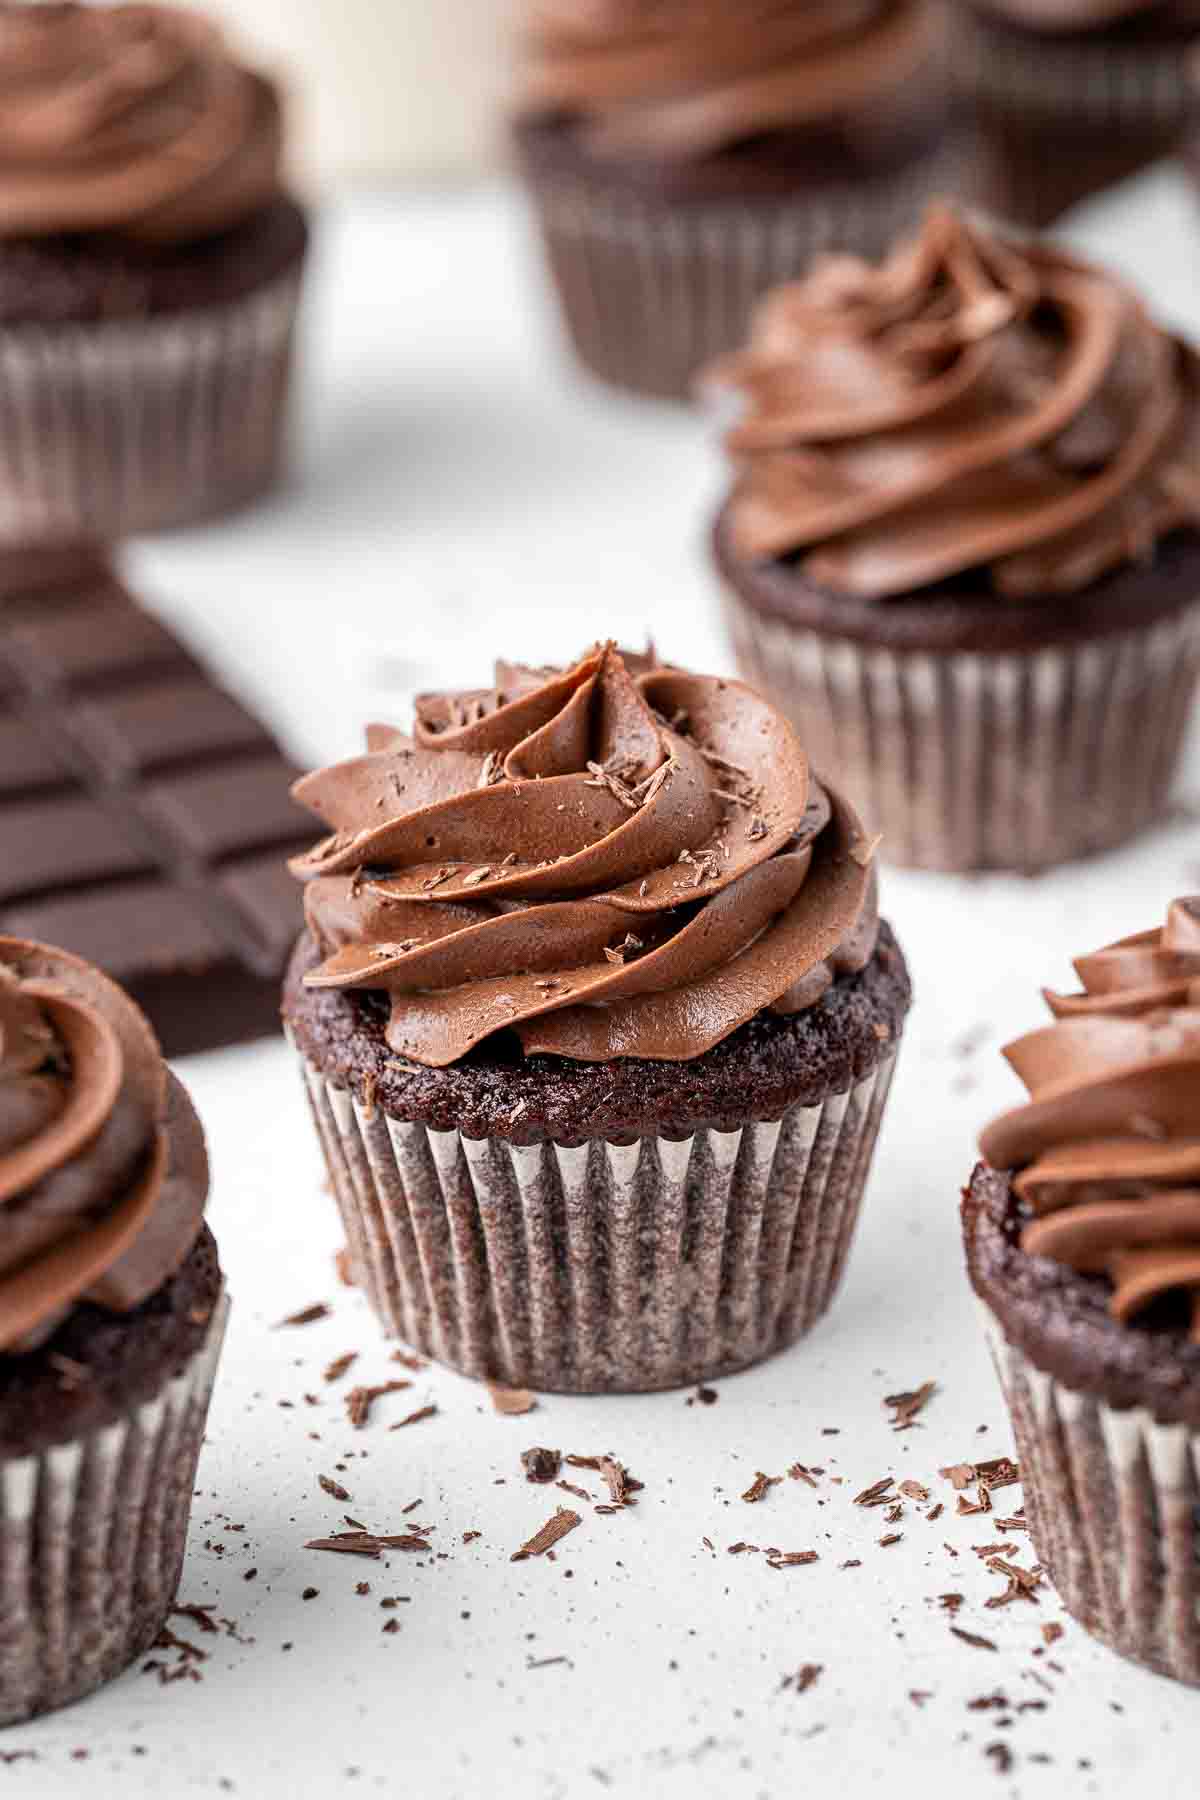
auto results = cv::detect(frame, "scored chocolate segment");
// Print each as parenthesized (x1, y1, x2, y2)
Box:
(0, 550, 312, 1056)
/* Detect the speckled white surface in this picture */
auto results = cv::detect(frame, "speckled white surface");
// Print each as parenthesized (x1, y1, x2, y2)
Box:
(6, 167, 1200, 1798)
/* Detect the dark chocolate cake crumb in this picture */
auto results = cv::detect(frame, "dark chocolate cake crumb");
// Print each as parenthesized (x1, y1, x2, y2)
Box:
(522, 1447, 563, 1484)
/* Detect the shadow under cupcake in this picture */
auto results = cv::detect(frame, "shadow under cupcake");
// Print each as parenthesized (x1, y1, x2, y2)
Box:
(283, 645, 911, 1393)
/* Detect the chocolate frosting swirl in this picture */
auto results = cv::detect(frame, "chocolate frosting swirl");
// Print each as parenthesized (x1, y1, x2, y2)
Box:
(980, 899, 1200, 1338)
(290, 646, 880, 1068)
(706, 203, 1200, 600)
(0, 938, 208, 1354)
(515, 1, 942, 158)
(0, 3, 283, 243)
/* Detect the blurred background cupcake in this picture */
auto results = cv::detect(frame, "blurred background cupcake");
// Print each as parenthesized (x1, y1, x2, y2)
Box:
(948, 0, 1200, 227)
(708, 203, 1200, 873)
(964, 897, 1200, 1684)
(0, 2, 309, 541)
(0, 936, 227, 1723)
(511, 0, 979, 401)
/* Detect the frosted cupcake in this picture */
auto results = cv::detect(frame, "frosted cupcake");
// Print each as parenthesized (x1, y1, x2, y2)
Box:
(512, 1, 975, 399)
(709, 203, 1200, 872)
(0, 937, 226, 1722)
(283, 644, 910, 1393)
(0, 3, 308, 539)
(964, 898, 1200, 1683)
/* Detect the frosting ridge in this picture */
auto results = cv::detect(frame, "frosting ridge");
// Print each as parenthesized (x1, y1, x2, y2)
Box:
(290, 646, 879, 1067)
(980, 898, 1200, 1337)
(0, 3, 283, 243)
(706, 203, 1200, 599)
(0, 938, 208, 1354)
(515, 1, 941, 158)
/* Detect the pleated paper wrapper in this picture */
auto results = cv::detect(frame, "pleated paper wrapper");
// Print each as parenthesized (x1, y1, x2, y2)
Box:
(299, 1048, 898, 1394)
(0, 1288, 229, 1726)
(520, 136, 977, 401)
(0, 269, 301, 542)
(725, 590, 1200, 873)
(984, 1312, 1200, 1687)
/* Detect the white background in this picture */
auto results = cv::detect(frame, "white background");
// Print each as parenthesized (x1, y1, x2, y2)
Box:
(7, 165, 1200, 1796)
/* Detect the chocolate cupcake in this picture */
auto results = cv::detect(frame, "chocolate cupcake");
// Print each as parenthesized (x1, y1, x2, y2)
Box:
(708, 204, 1200, 873)
(949, 1, 1200, 227)
(0, 937, 226, 1724)
(511, 1, 977, 400)
(0, 4, 308, 540)
(283, 645, 910, 1394)
(964, 898, 1200, 1684)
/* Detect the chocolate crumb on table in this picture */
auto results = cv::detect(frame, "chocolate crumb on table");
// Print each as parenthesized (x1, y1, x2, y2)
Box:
(951, 1626, 999, 1652)
(318, 1474, 351, 1502)
(390, 1404, 438, 1430)
(345, 1380, 411, 1428)
(742, 1471, 782, 1504)
(781, 1664, 824, 1694)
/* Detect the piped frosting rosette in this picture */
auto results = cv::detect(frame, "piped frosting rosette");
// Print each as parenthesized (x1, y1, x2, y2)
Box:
(0, 2, 283, 242)
(706, 203, 1200, 599)
(0, 938, 208, 1353)
(981, 898, 1200, 1337)
(516, 0, 940, 158)
(290, 646, 880, 1068)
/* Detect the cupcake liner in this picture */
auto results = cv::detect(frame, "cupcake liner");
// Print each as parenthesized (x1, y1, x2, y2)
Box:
(950, 11, 1190, 223)
(982, 1311, 1200, 1686)
(522, 137, 978, 401)
(297, 1046, 898, 1393)
(724, 591, 1200, 873)
(0, 268, 301, 542)
(952, 10, 1195, 133)
(0, 1288, 229, 1727)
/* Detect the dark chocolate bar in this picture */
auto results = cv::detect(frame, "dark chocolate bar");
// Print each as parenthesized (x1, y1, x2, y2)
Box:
(0, 547, 310, 1056)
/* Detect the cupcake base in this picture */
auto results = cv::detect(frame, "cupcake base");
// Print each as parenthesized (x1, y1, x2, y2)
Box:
(717, 516, 1200, 873)
(949, 6, 1197, 225)
(0, 1232, 227, 1726)
(0, 200, 308, 541)
(285, 927, 910, 1393)
(965, 1163, 1200, 1686)
(514, 115, 981, 402)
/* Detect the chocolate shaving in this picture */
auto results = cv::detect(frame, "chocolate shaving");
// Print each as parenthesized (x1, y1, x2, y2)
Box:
(1042, 1622, 1064, 1646)
(742, 1471, 782, 1504)
(318, 1474, 351, 1503)
(511, 1508, 581, 1562)
(782, 1663, 823, 1694)
(304, 1530, 432, 1559)
(788, 1463, 818, 1489)
(898, 1480, 931, 1502)
(323, 1352, 358, 1384)
(976, 1457, 1020, 1492)
(878, 1533, 904, 1548)
(489, 1383, 537, 1416)
(939, 1463, 977, 1491)
(390, 1404, 438, 1430)
(885, 1381, 937, 1431)
(276, 1302, 330, 1328)
(766, 1550, 819, 1569)
(854, 1477, 895, 1508)
(345, 1380, 411, 1428)
(951, 1626, 998, 1652)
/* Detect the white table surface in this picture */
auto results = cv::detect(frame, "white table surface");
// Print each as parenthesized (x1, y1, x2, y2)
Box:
(8, 168, 1200, 1799)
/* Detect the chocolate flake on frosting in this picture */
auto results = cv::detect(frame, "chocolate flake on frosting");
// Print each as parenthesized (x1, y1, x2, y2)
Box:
(980, 897, 1200, 1337)
(289, 645, 878, 1067)
(706, 203, 1200, 600)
